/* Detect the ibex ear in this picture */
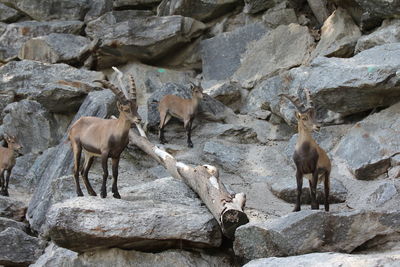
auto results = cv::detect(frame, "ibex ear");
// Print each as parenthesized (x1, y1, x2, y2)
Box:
(295, 111, 301, 120)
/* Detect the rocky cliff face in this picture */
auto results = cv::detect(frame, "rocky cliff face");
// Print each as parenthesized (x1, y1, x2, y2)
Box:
(0, 0, 400, 266)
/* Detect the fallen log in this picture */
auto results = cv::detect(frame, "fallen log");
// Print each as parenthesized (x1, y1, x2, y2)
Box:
(128, 123, 249, 239)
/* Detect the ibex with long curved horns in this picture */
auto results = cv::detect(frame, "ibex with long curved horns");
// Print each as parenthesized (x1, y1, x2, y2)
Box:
(280, 88, 331, 212)
(67, 75, 141, 199)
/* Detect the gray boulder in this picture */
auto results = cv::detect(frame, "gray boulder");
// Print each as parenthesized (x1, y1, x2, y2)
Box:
(27, 90, 117, 233)
(269, 176, 347, 204)
(44, 179, 221, 252)
(366, 182, 398, 207)
(147, 83, 231, 128)
(335, 102, 400, 180)
(4, 0, 90, 21)
(1, 100, 70, 154)
(202, 141, 246, 173)
(0, 217, 27, 233)
(19, 33, 93, 64)
(0, 91, 14, 123)
(0, 228, 44, 266)
(244, 251, 400, 267)
(201, 23, 268, 81)
(0, 20, 83, 61)
(234, 209, 400, 260)
(114, 0, 161, 9)
(0, 60, 104, 113)
(355, 0, 400, 19)
(33, 243, 231, 267)
(355, 19, 400, 54)
(246, 43, 400, 124)
(0, 3, 21, 23)
(311, 8, 361, 59)
(262, 3, 298, 28)
(202, 80, 242, 108)
(86, 11, 206, 66)
(157, 0, 239, 22)
(232, 23, 314, 88)
(84, 0, 112, 22)
(244, 0, 276, 14)
(0, 196, 26, 222)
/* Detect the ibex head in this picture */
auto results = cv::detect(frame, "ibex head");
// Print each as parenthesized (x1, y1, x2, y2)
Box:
(280, 88, 319, 132)
(94, 76, 142, 125)
(190, 82, 204, 100)
(4, 134, 23, 152)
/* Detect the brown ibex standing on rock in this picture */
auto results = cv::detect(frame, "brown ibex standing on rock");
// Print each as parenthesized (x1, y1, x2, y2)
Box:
(0, 135, 22, 196)
(158, 83, 203, 148)
(67, 76, 141, 198)
(280, 88, 331, 212)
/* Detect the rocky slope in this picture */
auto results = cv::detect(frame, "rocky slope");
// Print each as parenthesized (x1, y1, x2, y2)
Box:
(0, 0, 400, 266)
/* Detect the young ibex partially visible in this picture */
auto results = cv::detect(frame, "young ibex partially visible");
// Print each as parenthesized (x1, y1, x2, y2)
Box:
(0, 135, 22, 196)
(280, 88, 331, 212)
(158, 83, 203, 148)
(67, 76, 141, 199)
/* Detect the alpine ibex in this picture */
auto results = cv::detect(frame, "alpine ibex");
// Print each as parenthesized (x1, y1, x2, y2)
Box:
(67, 76, 141, 198)
(280, 88, 331, 212)
(0, 135, 22, 196)
(158, 83, 203, 148)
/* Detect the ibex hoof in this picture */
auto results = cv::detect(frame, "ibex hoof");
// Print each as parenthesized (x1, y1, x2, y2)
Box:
(113, 193, 121, 199)
(101, 192, 107, 198)
(188, 143, 193, 148)
(160, 139, 167, 144)
(1, 190, 9, 197)
(77, 191, 84, 197)
(293, 207, 301, 212)
(88, 191, 97, 196)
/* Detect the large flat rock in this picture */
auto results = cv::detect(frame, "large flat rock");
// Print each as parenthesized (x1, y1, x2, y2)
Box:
(44, 177, 222, 253)
(245, 43, 400, 125)
(86, 11, 206, 66)
(335, 102, 400, 180)
(201, 23, 268, 81)
(234, 209, 400, 260)
(0, 60, 104, 113)
(232, 23, 314, 88)
(244, 251, 400, 267)
(0, 20, 83, 61)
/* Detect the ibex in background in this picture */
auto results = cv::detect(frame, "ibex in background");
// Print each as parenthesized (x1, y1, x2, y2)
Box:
(0, 135, 22, 196)
(158, 83, 203, 148)
(67, 76, 141, 199)
(280, 88, 331, 212)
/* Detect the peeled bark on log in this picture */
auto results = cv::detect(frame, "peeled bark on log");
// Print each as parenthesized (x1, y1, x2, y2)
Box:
(128, 124, 249, 239)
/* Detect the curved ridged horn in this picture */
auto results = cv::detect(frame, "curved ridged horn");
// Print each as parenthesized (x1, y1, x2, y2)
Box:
(128, 75, 137, 102)
(279, 93, 306, 112)
(303, 88, 314, 110)
(94, 80, 128, 104)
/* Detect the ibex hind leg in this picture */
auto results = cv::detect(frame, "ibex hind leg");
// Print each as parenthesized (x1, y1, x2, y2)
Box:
(310, 170, 319, 210)
(111, 158, 121, 199)
(0, 170, 5, 196)
(3, 169, 11, 197)
(324, 171, 330, 212)
(159, 112, 171, 144)
(82, 155, 97, 196)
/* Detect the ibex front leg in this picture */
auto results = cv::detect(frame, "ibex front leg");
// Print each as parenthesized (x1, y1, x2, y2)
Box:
(81, 155, 97, 196)
(72, 143, 84, 197)
(4, 168, 11, 197)
(293, 170, 303, 212)
(100, 151, 109, 198)
(310, 170, 319, 210)
(111, 157, 121, 199)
